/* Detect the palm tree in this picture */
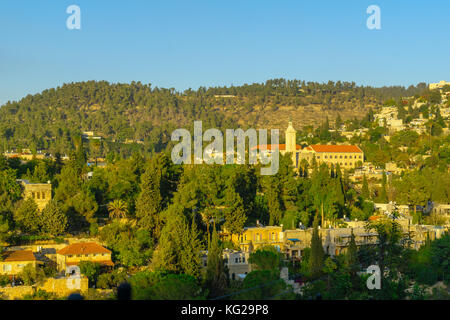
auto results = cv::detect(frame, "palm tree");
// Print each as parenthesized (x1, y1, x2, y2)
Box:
(107, 199, 128, 220)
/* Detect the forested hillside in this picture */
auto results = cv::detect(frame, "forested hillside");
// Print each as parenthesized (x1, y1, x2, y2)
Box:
(0, 79, 427, 156)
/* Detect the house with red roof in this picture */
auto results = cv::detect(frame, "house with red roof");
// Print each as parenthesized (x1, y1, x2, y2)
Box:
(251, 122, 364, 170)
(300, 144, 364, 169)
(56, 242, 114, 273)
(0, 250, 38, 276)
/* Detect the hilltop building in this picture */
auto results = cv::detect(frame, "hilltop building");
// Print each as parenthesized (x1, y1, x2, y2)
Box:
(429, 81, 450, 90)
(251, 121, 302, 168)
(300, 144, 364, 169)
(252, 122, 364, 170)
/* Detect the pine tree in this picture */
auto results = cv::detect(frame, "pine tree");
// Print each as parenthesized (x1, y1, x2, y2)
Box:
(14, 198, 40, 234)
(151, 205, 203, 277)
(223, 186, 247, 234)
(151, 206, 182, 273)
(41, 200, 68, 236)
(136, 165, 163, 237)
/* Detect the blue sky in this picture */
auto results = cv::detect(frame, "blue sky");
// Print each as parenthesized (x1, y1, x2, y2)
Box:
(0, 0, 449, 105)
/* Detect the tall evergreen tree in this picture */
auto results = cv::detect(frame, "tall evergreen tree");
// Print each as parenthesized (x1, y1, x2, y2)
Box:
(223, 186, 246, 234)
(378, 171, 388, 203)
(40, 200, 68, 236)
(205, 227, 227, 298)
(136, 164, 163, 237)
(309, 214, 325, 278)
(346, 229, 358, 274)
(14, 198, 40, 234)
(362, 175, 370, 199)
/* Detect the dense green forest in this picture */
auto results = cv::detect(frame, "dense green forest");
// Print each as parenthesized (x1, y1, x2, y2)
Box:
(0, 79, 427, 157)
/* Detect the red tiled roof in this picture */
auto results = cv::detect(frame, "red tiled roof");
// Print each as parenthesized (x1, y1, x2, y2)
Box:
(66, 260, 114, 267)
(310, 145, 363, 153)
(251, 144, 302, 151)
(3, 250, 36, 262)
(57, 242, 111, 256)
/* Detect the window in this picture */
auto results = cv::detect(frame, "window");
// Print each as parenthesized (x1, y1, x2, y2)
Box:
(235, 258, 238, 263)
(324, 155, 327, 159)
(340, 155, 342, 159)
(37, 192, 40, 199)
(31, 192, 35, 199)
(242, 257, 245, 263)
(344, 156, 347, 159)
(42, 192, 45, 200)
(335, 156, 338, 159)
(359, 155, 362, 159)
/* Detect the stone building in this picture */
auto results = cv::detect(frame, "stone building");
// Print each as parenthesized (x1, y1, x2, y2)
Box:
(56, 242, 114, 274)
(300, 144, 364, 170)
(429, 80, 450, 90)
(0, 250, 39, 276)
(251, 122, 364, 170)
(17, 179, 52, 211)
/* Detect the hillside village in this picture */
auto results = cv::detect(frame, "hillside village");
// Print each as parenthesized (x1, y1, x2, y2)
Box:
(0, 80, 449, 300)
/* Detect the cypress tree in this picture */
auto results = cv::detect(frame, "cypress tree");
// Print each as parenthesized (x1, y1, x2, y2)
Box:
(362, 175, 370, 199)
(379, 171, 388, 203)
(309, 214, 324, 278)
(346, 229, 358, 274)
(205, 227, 227, 298)
(180, 217, 202, 278)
